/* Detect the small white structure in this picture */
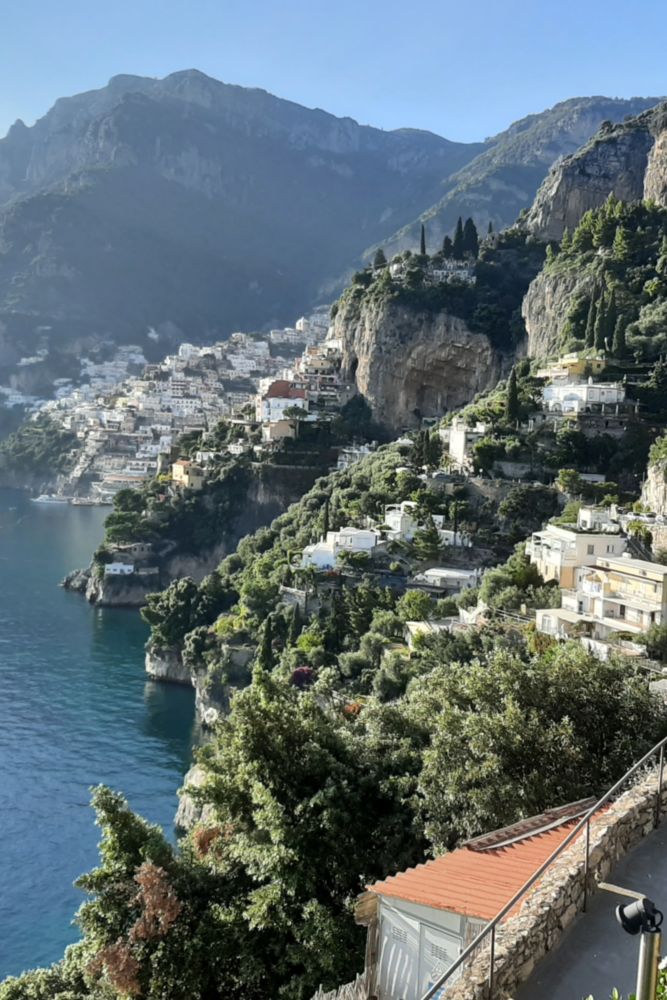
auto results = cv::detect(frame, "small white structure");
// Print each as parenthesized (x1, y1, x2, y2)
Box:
(255, 379, 308, 423)
(104, 562, 135, 576)
(384, 501, 420, 542)
(410, 566, 480, 594)
(542, 378, 625, 414)
(301, 528, 380, 569)
(443, 420, 490, 471)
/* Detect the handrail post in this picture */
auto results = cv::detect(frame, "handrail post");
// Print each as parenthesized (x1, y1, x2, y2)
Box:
(656, 745, 665, 827)
(583, 817, 591, 912)
(488, 923, 496, 998)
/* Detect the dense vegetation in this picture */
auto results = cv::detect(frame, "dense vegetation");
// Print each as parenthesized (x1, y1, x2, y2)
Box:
(0, 414, 79, 481)
(547, 197, 667, 359)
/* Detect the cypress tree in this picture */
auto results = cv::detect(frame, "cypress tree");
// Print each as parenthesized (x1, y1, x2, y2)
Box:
(322, 496, 330, 537)
(373, 248, 387, 269)
(612, 314, 628, 358)
(487, 220, 494, 234)
(605, 288, 618, 345)
(584, 293, 597, 348)
(452, 216, 464, 259)
(420, 223, 426, 256)
(442, 235, 454, 258)
(594, 293, 607, 351)
(505, 366, 520, 423)
(288, 605, 303, 646)
(256, 614, 275, 672)
(462, 217, 479, 257)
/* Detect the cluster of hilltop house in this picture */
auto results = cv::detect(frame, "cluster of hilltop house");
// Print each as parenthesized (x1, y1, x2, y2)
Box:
(32, 308, 352, 499)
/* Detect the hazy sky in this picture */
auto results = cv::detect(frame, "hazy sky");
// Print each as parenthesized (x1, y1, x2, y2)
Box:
(1, 0, 666, 142)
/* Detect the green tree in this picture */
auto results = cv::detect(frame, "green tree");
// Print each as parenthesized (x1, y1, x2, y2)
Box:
(605, 288, 618, 344)
(452, 216, 464, 259)
(416, 643, 666, 850)
(505, 366, 520, 423)
(613, 225, 632, 262)
(462, 217, 479, 257)
(419, 223, 426, 256)
(256, 613, 275, 673)
(373, 248, 387, 269)
(612, 313, 628, 358)
(396, 589, 436, 622)
(412, 516, 442, 562)
(487, 220, 494, 234)
(557, 468, 583, 495)
(594, 292, 607, 351)
(584, 294, 598, 348)
(442, 235, 454, 258)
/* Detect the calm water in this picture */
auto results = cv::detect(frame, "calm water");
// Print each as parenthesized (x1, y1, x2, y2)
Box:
(0, 489, 197, 979)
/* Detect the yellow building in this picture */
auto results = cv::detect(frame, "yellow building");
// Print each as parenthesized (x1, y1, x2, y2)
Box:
(171, 460, 205, 491)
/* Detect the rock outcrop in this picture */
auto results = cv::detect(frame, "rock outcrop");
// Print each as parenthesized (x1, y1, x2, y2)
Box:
(525, 103, 667, 241)
(522, 267, 592, 359)
(145, 646, 191, 685)
(175, 764, 215, 832)
(334, 297, 503, 431)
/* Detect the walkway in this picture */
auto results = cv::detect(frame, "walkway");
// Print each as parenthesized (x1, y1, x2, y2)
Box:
(515, 822, 667, 1000)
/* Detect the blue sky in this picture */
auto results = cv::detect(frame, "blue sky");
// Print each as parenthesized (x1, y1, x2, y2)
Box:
(1, 0, 666, 142)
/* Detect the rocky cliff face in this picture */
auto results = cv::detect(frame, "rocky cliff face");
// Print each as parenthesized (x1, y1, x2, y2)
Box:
(525, 103, 667, 241)
(522, 267, 591, 358)
(334, 297, 503, 430)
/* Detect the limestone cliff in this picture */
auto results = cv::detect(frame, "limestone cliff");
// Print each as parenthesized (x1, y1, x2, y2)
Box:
(522, 267, 592, 358)
(525, 103, 667, 241)
(334, 297, 503, 431)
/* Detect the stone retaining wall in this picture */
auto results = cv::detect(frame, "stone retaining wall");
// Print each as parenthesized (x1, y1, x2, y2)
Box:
(445, 768, 666, 1000)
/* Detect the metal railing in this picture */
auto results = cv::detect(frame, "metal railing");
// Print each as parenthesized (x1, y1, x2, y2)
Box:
(420, 734, 667, 1000)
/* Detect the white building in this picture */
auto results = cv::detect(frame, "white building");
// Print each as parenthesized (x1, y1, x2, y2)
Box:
(536, 553, 667, 658)
(542, 378, 626, 414)
(442, 420, 491, 471)
(255, 380, 308, 423)
(409, 566, 480, 594)
(104, 562, 135, 576)
(301, 528, 380, 569)
(526, 510, 625, 589)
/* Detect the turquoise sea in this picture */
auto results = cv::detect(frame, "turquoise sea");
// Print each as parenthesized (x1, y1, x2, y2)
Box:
(0, 489, 197, 979)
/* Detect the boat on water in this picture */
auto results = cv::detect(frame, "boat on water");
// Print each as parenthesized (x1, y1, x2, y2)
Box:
(71, 497, 113, 506)
(30, 494, 72, 504)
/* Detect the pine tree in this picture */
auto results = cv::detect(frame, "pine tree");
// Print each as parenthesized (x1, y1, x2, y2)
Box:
(613, 225, 632, 262)
(442, 235, 454, 258)
(594, 293, 607, 351)
(584, 293, 597, 348)
(487, 220, 494, 234)
(462, 217, 479, 257)
(505, 366, 520, 423)
(413, 516, 442, 562)
(561, 228, 571, 251)
(373, 248, 387, 269)
(452, 217, 464, 259)
(612, 314, 628, 359)
(420, 223, 426, 256)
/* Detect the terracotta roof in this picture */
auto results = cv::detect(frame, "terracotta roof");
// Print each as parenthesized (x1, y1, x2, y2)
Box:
(265, 380, 306, 400)
(367, 819, 582, 921)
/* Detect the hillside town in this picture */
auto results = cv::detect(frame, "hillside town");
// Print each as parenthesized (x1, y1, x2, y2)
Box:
(24, 307, 361, 501)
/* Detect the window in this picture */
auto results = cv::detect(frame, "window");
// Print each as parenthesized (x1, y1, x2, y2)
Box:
(607, 544, 614, 553)
(619, 605, 625, 618)
(392, 927, 408, 944)
(587, 544, 595, 555)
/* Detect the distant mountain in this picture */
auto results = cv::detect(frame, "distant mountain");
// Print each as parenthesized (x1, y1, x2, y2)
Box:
(0, 75, 661, 383)
(0, 70, 483, 371)
(376, 96, 662, 258)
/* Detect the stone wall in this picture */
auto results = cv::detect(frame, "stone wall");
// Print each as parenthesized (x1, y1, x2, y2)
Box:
(444, 769, 666, 1000)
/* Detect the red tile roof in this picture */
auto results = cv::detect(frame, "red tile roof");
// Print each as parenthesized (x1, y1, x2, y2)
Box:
(265, 380, 306, 400)
(367, 820, 581, 921)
